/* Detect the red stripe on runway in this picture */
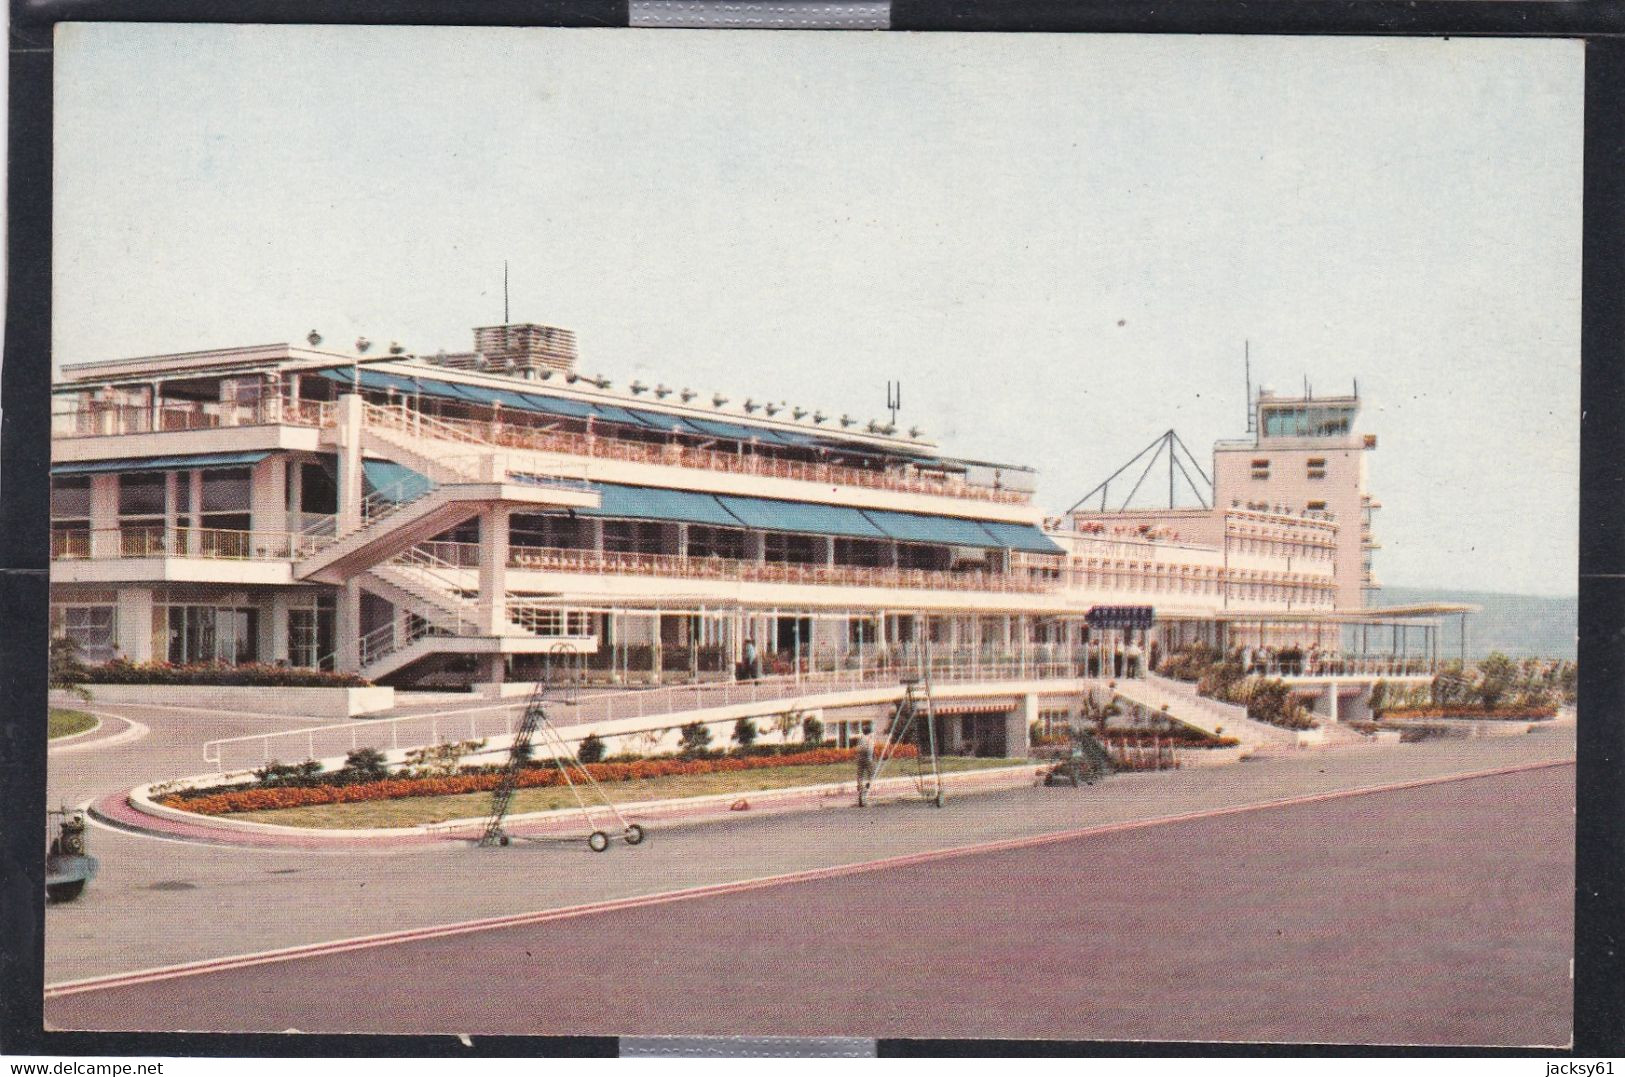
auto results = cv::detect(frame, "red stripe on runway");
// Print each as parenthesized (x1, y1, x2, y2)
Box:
(46, 757, 1571, 999)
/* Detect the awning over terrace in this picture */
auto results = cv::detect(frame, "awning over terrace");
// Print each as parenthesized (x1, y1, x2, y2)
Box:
(577, 483, 743, 528)
(362, 460, 434, 503)
(50, 450, 271, 476)
(716, 495, 889, 540)
(545, 481, 1063, 554)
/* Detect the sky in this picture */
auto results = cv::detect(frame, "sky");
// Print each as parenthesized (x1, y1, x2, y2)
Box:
(52, 26, 1583, 596)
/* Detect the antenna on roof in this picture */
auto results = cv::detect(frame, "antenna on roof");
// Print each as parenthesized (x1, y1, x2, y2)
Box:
(886, 380, 901, 426)
(1244, 341, 1254, 435)
(503, 260, 510, 324)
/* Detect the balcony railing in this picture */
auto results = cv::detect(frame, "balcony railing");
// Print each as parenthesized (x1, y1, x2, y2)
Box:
(51, 395, 335, 438)
(501, 545, 1058, 594)
(50, 525, 330, 561)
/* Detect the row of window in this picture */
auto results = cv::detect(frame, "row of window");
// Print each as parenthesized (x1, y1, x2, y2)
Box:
(507, 515, 979, 572)
(51, 598, 336, 668)
(1248, 457, 1333, 481)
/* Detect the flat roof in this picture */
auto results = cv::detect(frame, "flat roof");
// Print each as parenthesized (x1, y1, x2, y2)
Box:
(1210, 603, 1480, 623)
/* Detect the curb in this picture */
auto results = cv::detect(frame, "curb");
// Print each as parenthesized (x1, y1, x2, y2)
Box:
(110, 763, 1050, 847)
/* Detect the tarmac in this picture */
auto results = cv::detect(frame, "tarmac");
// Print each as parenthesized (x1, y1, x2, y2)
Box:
(46, 762, 1574, 1044)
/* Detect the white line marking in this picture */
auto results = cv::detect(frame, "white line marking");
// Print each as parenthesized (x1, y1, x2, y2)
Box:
(44, 758, 1573, 999)
(48, 711, 149, 754)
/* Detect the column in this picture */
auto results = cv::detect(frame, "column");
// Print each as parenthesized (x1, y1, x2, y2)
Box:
(186, 469, 203, 556)
(88, 475, 118, 558)
(1011, 694, 1037, 757)
(478, 507, 511, 634)
(116, 588, 154, 662)
(268, 591, 291, 664)
(335, 393, 365, 534)
(250, 455, 288, 539)
(335, 579, 362, 672)
(1321, 683, 1340, 723)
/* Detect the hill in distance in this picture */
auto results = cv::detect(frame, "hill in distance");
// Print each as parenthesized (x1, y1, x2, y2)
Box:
(1376, 586, 1576, 661)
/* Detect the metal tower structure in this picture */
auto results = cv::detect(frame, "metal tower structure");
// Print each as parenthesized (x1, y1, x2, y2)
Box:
(1067, 428, 1213, 514)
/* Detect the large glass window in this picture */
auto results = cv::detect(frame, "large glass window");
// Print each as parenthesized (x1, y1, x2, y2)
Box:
(764, 532, 818, 564)
(51, 605, 117, 663)
(510, 513, 585, 550)
(686, 525, 744, 560)
(163, 605, 259, 665)
(51, 476, 91, 519)
(117, 472, 165, 517)
(201, 467, 251, 513)
(602, 520, 663, 555)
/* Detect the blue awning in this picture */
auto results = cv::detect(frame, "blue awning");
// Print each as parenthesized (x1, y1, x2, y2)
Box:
(685, 417, 786, 444)
(623, 407, 706, 435)
(576, 484, 742, 528)
(51, 451, 270, 476)
(860, 509, 999, 547)
(518, 392, 596, 420)
(976, 521, 1066, 555)
(716, 495, 888, 540)
(362, 460, 433, 503)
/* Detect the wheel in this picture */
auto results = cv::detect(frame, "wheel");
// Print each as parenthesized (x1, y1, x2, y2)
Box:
(46, 880, 86, 903)
(588, 830, 610, 852)
(623, 824, 645, 846)
(498, 834, 511, 847)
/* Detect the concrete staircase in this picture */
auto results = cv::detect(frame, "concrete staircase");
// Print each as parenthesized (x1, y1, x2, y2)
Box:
(1112, 674, 1304, 750)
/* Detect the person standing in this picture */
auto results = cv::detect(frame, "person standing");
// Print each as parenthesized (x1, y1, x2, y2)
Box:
(742, 637, 760, 681)
(855, 734, 875, 807)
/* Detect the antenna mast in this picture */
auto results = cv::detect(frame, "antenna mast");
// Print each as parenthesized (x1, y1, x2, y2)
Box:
(886, 380, 901, 426)
(1244, 341, 1254, 434)
(503, 260, 510, 324)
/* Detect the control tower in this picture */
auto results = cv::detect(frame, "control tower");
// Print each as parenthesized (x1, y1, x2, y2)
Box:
(1212, 388, 1380, 608)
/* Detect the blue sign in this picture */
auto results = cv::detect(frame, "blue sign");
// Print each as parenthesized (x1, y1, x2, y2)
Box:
(1086, 605, 1154, 630)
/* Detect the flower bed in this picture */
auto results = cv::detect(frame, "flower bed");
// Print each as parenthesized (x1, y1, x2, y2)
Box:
(1379, 705, 1557, 721)
(163, 744, 919, 816)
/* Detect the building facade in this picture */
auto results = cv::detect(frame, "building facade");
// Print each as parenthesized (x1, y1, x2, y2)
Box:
(50, 322, 1410, 690)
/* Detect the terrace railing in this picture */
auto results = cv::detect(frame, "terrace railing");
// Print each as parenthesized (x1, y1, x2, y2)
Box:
(200, 658, 1087, 773)
(504, 545, 1059, 595)
(51, 395, 336, 438)
(51, 525, 331, 561)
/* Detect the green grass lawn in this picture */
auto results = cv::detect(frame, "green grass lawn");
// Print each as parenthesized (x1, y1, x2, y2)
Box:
(48, 708, 98, 740)
(229, 755, 1030, 829)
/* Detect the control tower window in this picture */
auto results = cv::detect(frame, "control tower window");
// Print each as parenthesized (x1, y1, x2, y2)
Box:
(1262, 406, 1354, 438)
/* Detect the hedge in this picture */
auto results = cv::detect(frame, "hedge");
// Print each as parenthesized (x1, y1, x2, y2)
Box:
(1380, 705, 1558, 721)
(164, 743, 919, 816)
(86, 659, 372, 688)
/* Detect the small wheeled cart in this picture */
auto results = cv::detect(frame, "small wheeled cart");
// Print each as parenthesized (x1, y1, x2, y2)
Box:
(46, 806, 99, 902)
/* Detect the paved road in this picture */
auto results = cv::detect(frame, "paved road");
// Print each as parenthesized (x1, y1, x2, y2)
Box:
(46, 697, 1575, 989)
(46, 765, 1574, 1045)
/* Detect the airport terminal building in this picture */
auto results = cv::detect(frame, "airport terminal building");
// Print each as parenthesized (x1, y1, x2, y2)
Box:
(48, 320, 1446, 692)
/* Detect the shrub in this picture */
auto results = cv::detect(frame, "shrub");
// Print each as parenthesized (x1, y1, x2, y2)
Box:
(801, 715, 824, 746)
(732, 717, 758, 750)
(254, 759, 326, 788)
(1475, 652, 1517, 709)
(577, 732, 606, 765)
(404, 739, 485, 778)
(338, 746, 388, 784)
(678, 720, 712, 756)
(84, 658, 372, 687)
(50, 637, 92, 700)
